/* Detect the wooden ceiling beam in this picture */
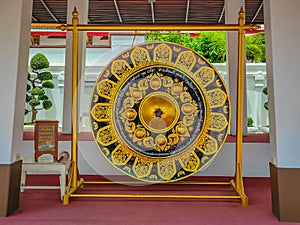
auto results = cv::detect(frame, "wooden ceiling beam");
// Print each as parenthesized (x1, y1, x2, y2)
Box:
(114, 0, 123, 23)
(185, 0, 190, 23)
(148, 0, 156, 23)
(40, 0, 60, 22)
(218, 4, 225, 24)
(251, 0, 263, 23)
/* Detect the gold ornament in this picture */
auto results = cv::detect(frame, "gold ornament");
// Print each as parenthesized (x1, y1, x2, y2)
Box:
(89, 42, 231, 183)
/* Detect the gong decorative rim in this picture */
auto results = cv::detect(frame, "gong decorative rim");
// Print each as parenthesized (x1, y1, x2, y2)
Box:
(89, 41, 231, 183)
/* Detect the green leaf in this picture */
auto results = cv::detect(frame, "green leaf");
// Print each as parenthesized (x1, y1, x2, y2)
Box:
(26, 94, 32, 102)
(246, 44, 263, 62)
(43, 100, 52, 110)
(145, 31, 227, 63)
(42, 80, 55, 89)
(30, 53, 50, 70)
(38, 95, 49, 100)
(146, 31, 265, 63)
(262, 87, 268, 95)
(29, 99, 40, 107)
(246, 33, 265, 62)
(37, 71, 53, 81)
(264, 102, 269, 110)
(30, 87, 45, 96)
(26, 84, 31, 91)
(247, 117, 254, 127)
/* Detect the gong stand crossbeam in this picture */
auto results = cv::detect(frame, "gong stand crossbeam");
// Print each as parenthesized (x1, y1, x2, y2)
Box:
(83, 181, 232, 185)
(59, 23, 258, 32)
(60, 7, 256, 206)
(69, 194, 242, 200)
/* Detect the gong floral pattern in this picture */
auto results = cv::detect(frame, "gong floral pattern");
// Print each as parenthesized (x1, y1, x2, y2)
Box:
(90, 42, 230, 183)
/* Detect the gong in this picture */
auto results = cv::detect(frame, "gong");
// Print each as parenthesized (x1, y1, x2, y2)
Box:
(89, 41, 230, 183)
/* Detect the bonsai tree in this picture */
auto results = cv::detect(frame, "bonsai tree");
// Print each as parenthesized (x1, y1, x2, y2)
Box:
(25, 53, 55, 124)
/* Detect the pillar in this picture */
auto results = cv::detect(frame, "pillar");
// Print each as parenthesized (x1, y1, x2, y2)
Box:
(264, 0, 300, 222)
(62, 0, 88, 133)
(225, 0, 247, 135)
(0, 0, 32, 216)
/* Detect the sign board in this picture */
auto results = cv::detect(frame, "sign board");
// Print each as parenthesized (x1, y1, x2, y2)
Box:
(34, 120, 58, 162)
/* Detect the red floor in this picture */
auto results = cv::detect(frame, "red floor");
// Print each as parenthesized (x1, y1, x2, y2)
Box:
(1, 176, 300, 225)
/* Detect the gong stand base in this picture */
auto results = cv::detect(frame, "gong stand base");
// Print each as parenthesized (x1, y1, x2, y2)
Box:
(62, 176, 248, 206)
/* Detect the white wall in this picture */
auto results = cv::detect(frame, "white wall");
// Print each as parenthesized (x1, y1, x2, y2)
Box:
(0, 0, 32, 163)
(25, 62, 268, 134)
(20, 140, 271, 177)
(264, 0, 300, 168)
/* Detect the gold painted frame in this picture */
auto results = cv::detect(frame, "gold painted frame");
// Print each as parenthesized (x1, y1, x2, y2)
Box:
(58, 7, 258, 206)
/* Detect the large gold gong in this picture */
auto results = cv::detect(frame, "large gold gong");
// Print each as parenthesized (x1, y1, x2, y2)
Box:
(89, 41, 230, 183)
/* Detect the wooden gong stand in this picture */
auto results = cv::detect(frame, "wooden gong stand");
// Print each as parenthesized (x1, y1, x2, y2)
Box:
(58, 7, 258, 206)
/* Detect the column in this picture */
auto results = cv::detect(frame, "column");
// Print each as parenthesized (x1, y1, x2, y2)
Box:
(225, 0, 246, 135)
(62, 0, 88, 133)
(264, 0, 300, 222)
(0, 0, 32, 163)
(0, 0, 32, 216)
(254, 71, 265, 131)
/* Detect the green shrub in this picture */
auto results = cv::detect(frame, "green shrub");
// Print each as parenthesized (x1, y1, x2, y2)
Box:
(246, 32, 266, 63)
(262, 87, 268, 110)
(247, 117, 254, 127)
(30, 53, 50, 70)
(145, 31, 226, 63)
(145, 31, 265, 63)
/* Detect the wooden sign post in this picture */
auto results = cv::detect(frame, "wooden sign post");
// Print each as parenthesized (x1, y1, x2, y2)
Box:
(34, 120, 58, 162)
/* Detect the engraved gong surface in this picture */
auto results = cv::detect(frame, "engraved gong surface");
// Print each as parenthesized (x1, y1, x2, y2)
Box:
(89, 42, 231, 183)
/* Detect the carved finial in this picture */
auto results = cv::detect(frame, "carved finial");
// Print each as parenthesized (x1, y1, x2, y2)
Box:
(238, 6, 245, 25)
(239, 7, 244, 14)
(239, 7, 245, 18)
(72, 7, 79, 26)
(73, 7, 78, 18)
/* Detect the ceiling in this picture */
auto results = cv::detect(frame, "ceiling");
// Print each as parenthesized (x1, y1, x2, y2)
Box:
(31, 0, 264, 26)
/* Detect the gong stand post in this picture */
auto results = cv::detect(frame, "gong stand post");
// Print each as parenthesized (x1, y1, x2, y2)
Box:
(234, 8, 248, 206)
(59, 7, 257, 206)
(71, 7, 78, 188)
(61, 7, 85, 205)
